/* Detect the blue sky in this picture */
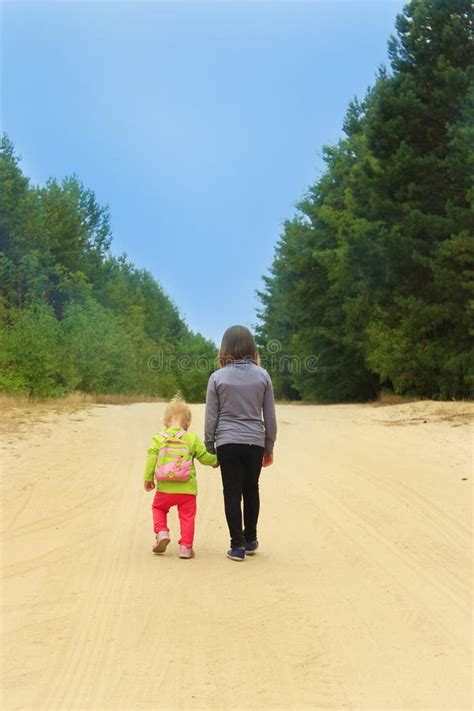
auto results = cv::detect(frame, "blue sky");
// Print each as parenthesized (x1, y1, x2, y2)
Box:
(2, 0, 405, 345)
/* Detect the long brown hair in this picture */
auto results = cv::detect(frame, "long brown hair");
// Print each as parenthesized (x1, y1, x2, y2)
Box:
(218, 325, 259, 368)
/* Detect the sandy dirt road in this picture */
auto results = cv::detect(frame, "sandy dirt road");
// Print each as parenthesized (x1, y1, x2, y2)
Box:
(0, 400, 472, 711)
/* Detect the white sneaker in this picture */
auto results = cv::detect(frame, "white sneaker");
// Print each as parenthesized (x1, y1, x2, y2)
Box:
(153, 531, 170, 554)
(179, 545, 195, 559)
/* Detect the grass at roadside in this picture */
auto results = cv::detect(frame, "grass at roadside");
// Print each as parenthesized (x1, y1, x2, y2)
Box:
(0, 392, 165, 412)
(0, 392, 166, 436)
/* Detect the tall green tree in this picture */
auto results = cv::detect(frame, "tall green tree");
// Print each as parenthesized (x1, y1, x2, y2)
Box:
(0, 135, 217, 400)
(258, 0, 473, 401)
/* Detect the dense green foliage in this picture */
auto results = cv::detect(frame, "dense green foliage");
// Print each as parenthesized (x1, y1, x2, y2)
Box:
(0, 138, 217, 400)
(257, 0, 474, 401)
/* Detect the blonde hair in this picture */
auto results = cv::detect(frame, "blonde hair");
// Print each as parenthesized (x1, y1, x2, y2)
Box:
(163, 392, 192, 428)
(218, 325, 259, 368)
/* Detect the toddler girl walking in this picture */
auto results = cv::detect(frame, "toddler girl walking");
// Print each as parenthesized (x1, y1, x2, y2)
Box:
(143, 394, 218, 558)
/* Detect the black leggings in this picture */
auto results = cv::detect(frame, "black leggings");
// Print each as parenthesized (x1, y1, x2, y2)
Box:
(217, 443, 265, 549)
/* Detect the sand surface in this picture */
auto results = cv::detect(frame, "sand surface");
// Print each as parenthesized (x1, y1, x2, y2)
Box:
(0, 400, 472, 711)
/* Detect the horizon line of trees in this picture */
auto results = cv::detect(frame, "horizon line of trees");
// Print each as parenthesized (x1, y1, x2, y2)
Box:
(0, 136, 217, 401)
(256, 0, 474, 402)
(1, 0, 472, 404)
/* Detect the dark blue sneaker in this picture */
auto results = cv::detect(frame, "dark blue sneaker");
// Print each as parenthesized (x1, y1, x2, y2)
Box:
(227, 547, 245, 561)
(245, 540, 259, 555)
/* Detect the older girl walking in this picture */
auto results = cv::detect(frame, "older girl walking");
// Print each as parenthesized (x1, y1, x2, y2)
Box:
(205, 325, 277, 561)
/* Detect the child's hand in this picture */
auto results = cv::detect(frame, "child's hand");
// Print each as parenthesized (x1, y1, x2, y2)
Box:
(144, 480, 155, 491)
(262, 452, 273, 467)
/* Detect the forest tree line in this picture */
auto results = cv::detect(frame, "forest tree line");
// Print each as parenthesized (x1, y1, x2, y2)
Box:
(257, 0, 473, 401)
(0, 137, 217, 401)
(1, 0, 472, 404)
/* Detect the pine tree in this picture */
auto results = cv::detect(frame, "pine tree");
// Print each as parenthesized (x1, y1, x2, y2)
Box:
(258, 0, 474, 401)
(0, 135, 217, 400)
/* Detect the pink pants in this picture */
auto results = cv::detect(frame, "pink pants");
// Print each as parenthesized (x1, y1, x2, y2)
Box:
(152, 492, 197, 547)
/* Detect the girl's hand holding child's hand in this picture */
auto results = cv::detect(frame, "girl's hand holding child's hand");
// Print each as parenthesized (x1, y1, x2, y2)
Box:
(262, 452, 274, 467)
(144, 480, 155, 491)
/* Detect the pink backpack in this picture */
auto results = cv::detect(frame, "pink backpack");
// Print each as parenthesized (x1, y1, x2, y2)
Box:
(155, 430, 193, 482)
